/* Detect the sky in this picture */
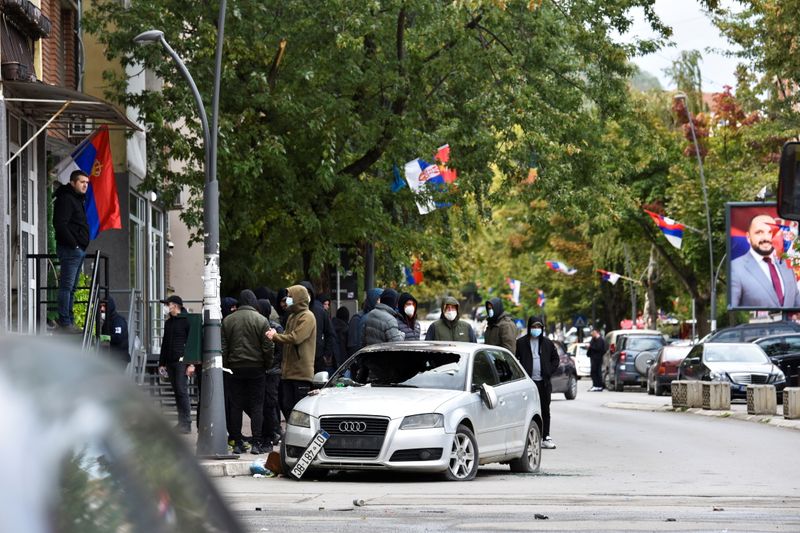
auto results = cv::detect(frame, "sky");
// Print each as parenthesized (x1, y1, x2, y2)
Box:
(622, 0, 742, 92)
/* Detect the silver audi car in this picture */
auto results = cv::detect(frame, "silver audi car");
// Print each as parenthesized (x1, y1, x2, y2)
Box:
(281, 341, 543, 481)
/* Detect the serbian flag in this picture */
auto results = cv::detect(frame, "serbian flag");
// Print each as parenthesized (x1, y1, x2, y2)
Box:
(536, 289, 546, 308)
(435, 144, 458, 184)
(597, 269, 621, 285)
(55, 125, 121, 239)
(507, 278, 522, 305)
(644, 209, 684, 249)
(545, 260, 577, 275)
(403, 258, 424, 285)
(404, 158, 447, 214)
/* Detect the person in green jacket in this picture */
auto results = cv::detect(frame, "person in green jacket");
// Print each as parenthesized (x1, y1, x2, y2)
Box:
(425, 296, 477, 342)
(484, 297, 518, 354)
(222, 289, 274, 455)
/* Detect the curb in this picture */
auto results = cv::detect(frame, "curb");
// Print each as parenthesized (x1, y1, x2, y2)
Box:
(200, 459, 255, 478)
(605, 401, 800, 431)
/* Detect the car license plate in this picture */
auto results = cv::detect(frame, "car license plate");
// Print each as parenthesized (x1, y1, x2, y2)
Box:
(290, 430, 330, 480)
(326, 435, 380, 449)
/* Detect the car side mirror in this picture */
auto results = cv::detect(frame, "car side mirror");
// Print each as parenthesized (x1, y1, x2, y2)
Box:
(779, 141, 800, 220)
(688, 357, 700, 365)
(479, 383, 498, 409)
(311, 371, 329, 388)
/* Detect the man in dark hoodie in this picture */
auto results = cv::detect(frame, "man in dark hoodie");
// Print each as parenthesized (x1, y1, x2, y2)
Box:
(398, 292, 421, 340)
(100, 297, 129, 367)
(222, 289, 274, 455)
(299, 281, 339, 373)
(348, 288, 383, 354)
(425, 296, 477, 342)
(158, 295, 192, 434)
(363, 289, 405, 346)
(257, 298, 284, 447)
(53, 170, 90, 331)
(331, 306, 350, 369)
(484, 297, 518, 354)
(515, 316, 560, 449)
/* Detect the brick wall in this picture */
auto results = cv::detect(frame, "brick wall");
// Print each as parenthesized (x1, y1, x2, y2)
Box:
(40, 0, 62, 86)
(61, 7, 76, 90)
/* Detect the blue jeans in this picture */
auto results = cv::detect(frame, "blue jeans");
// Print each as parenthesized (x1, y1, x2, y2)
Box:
(56, 243, 86, 326)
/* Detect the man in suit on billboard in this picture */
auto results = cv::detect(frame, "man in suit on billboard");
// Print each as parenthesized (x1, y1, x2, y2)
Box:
(730, 214, 800, 308)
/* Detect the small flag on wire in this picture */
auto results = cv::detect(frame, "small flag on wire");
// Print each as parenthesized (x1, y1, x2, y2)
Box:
(644, 209, 684, 249)
(536, 289, 546, 308)
(597, 269, 621, 285)
(545, 260, 577, 275)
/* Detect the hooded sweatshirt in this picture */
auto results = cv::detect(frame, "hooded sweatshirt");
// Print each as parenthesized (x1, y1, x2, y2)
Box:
(483, 297, 518, 354)
(397, 292, 421, 340)
(347, 288, 383, 355)
(53, 182, 89, 250)
(299, 280, 338, 370)
(425, 296, 477, 342)
(363, 290, 405, 346)
(101, 297, 129, 361)
(221, 289, 274, 369)
(273, 285, 317, 381)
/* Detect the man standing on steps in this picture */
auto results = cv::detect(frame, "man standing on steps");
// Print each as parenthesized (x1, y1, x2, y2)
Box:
(158, 295, 193, 434)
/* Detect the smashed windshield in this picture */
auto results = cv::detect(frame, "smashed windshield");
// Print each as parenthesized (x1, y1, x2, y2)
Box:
(326, 350, 466, 391)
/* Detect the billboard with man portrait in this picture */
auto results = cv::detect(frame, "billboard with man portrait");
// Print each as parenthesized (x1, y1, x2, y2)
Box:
(727, 202, 800, 311)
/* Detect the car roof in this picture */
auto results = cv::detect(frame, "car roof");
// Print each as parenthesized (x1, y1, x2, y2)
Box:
(357, 340, 493, 356)
(752, 332, 800, 343)
(702, 342, 756, 348)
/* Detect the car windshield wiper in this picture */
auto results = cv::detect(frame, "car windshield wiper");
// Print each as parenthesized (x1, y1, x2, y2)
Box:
(371, 383, 418, 388)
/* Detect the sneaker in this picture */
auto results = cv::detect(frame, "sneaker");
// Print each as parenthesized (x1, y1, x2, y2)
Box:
(232, 441, 246, 455)
(54, 323, 83, 335)
(173, 423, 191, 434)
(589, 386, 603, 392)
(541, 437, 556, 449)
(250, 443, 265, 455)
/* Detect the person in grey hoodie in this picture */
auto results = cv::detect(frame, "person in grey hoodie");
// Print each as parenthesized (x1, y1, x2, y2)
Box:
(484, 297, 518, 354)
(347, 287, 383, 354)
(363, 289, 405, 346)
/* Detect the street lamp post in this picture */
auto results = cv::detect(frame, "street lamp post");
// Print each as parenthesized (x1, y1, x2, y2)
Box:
(675, 93, 717, 332)
(134, 21, 229, 457)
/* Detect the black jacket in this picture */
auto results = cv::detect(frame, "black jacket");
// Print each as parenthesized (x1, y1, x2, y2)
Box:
(53, 183, 90, 250)
(159, 309, 191, 366)
(515, 333, 560, 382)
(101, 297, 129, 360)
(587, 336, 606, 358)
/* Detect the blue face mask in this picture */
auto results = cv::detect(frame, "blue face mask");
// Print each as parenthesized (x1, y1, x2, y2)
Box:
(531, 328, 543, 337)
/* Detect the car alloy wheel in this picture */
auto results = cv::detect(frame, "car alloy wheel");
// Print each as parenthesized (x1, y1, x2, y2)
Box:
(564, 375, 577, 400)
(446, 425, 478, 481)
(510, 421, 541, 473)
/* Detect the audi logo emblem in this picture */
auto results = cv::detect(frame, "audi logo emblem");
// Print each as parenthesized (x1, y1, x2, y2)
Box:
(338, 421, 367, 433)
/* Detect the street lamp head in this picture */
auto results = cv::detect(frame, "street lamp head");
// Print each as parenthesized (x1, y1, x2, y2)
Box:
(133, 30, 165, 44)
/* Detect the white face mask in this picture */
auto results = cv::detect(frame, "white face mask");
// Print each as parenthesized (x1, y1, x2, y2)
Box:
(404, 305, 415, 317)
(444, 310, 457, 322)
(162, 305, 170, 317)
(100, 312, 106, 321)
(285, 297, 294, 307)
(487, 309, 494, 318)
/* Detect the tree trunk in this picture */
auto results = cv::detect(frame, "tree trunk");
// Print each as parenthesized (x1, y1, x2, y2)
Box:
(643, 245, 658, 329)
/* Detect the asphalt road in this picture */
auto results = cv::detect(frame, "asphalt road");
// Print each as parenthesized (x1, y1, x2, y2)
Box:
(215, 380, 800, 532)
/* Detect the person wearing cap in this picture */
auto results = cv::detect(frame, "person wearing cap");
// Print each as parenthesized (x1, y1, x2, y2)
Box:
(484, 297, 517, 354)
(425, 296, 477, 342)
(515, 315, 560, 449)
(158, 294, 193, 434)
(363, 288, 405, 346)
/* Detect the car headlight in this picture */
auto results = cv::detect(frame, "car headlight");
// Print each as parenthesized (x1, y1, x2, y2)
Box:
(709, 371, 729, 382)
(399, 413, 444, 430)
(288, 410, 311, 428)
(772, 370, 786, 383)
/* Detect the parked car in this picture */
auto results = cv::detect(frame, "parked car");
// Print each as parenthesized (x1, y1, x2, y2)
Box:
(604, 333, 667, 391)
(752, 333, 800, 387)
(677, 342, 786, 400)
(552, 340, 579, 399)
(646, 345, 692, 396)
(704, 321, 800, 343)
(281, 341, 543, 481)
(567, 341, 591, 378)
(0, 336, 244, 533)
(603, 329, 663, 357)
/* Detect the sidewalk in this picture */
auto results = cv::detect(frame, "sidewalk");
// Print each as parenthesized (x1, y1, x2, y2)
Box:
(605, 398, 800, 431)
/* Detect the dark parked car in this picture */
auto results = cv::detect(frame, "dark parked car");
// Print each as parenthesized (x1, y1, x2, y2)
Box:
(677, 342, 786, 400)
(752, 333, 800, 387)
(604, 334, 667, 391)
(646, 345, 692, 396)
(552, 340, 578, 400)
(704, 321, 800, 343)
(0, 336, 244, 533)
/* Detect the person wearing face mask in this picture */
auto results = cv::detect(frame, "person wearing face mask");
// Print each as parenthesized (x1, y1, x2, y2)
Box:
(397, 292, 421, 340)
(363, 288, 405, 346)
(483, 297, 517, 354)
(515, 316, 560, 449)
(99, 297, 129, 367)
(158, 294, 193, 434)
(267, 285, 317, 418)
(425, 296, 477, 342)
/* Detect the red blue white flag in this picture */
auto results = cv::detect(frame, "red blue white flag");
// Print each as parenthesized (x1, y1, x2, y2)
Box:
(404, 158, 447, 214)
(545, 260, 577, 275)
(55, 125, 121, 239)
(644, 209, 684, 249)
(536, 289, 546, 308)
(506, 278, 522, 305)
(597, 269, 621, 285)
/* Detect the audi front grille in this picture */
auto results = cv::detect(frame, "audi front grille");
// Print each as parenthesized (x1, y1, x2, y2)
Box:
(319, 416, 389, 459)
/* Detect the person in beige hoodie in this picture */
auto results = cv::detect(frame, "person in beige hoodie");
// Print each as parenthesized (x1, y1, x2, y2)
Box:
(267, 284, 317, 418)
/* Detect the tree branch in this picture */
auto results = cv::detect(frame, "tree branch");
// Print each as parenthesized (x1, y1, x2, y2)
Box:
(476, 23, 513, 55)
(423, 11, 483, 63)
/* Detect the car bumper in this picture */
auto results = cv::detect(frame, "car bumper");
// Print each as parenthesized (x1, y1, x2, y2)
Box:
(616, 366, 646, 384)
(283, 420, 454, 473)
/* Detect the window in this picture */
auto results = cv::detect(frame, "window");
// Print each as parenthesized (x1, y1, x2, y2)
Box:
(758, 336, 800, 357)
(471, 352, 498, 388)
(486, 350, 525, 383)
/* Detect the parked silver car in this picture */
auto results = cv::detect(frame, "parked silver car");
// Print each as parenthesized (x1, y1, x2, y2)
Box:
(281, 341, 543, 481)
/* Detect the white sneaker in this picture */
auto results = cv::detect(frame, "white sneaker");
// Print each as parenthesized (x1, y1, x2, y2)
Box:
(541, 437, 556, 449)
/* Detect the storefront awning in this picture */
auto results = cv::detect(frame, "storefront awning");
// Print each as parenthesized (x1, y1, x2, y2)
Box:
(1, 80, 141, 131)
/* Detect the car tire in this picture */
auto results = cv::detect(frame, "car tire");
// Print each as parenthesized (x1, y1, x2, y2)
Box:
(444, 424, 479, 481)
(279, 438, 291, 478)
(564, 374, 578, 400)
(647, 378, 654, 395)
(654, 380, 665, 396)
(613, 374, 624, 392)
(510, 420, 542, 474)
